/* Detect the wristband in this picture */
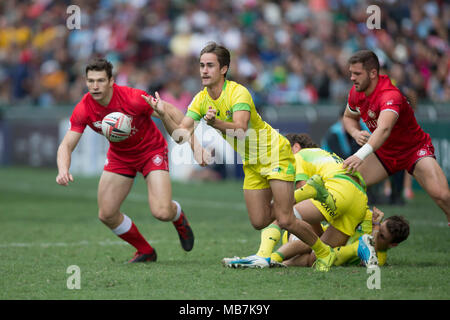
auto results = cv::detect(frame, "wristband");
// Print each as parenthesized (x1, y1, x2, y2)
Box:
(354, 143, 373, 160)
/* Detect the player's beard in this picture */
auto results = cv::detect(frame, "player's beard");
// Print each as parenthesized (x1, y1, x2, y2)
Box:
(354, 76, 371, 92)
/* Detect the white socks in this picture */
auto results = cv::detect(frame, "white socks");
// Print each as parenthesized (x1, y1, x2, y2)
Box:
(172, 200, 182, 221)
(112, 214, 132, 235)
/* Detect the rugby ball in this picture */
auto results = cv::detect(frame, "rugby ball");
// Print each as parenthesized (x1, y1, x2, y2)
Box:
(101, 112, 132, 142)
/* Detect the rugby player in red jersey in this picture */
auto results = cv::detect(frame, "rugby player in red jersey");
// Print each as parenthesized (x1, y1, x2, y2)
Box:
(342, 50, 450, 224)
(56, 58, 195, 262)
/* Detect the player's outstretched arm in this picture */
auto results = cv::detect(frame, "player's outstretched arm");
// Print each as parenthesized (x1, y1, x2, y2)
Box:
(142, 92, 195, 143)
(56, 130, 82, 186)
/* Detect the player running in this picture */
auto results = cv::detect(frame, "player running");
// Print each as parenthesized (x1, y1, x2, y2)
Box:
(343, 50, 450, 224)
(143, 42, 337, 271)
(56, 58, 194, 263)
(223, 133, 368, 271)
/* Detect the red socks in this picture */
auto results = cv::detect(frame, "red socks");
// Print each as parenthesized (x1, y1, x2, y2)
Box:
(112, 214, 154, 254)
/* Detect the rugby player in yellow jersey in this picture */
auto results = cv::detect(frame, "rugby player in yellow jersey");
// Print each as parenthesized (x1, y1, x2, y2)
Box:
(224, 133, 370, 271)
(143, 42, 337, 271)
(272, 206, 409, 268)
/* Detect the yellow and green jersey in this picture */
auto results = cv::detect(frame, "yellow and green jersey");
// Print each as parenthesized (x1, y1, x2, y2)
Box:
(339, 208, 388, 266)
(186, 80, 291, 165)
(294, 148, 366, 192)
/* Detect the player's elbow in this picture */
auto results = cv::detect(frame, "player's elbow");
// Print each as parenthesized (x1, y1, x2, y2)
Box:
(171, 128, 192, 144)
(376, 125, 392, 139)
(342, 116, 358, 132)
(234, 127, 247, 140)
(232, 122, 248, 140)
(57, 142, 73, 157)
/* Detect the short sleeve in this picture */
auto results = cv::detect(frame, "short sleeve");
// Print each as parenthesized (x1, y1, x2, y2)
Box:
(379, 90, 402, 116)
(186, 93, 203, 121)
(127, 87, 154, 116)
(346, 87, 360, 115)
(231, 86, 252, 112)
(69, 102, 88, 133)
(294, 154, 309, 183)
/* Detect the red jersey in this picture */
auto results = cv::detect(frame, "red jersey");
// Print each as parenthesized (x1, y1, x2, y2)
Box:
(347, 75, 430, 158)
(70, 84, 167, 159)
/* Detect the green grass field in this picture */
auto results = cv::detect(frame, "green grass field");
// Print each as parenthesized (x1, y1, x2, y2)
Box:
(0, 167, 449, 301)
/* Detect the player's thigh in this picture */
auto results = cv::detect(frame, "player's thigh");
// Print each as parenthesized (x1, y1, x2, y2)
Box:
(243, 188, 274, 230)
(358, 153, 389, 186)
(146, 170, 174, 219)
(320, 224, 349, 248)
(269, 178, 295, 220)
(98, 171, 134, 215)
(413, 157, 450, 199)
(293, 199, 326, 226)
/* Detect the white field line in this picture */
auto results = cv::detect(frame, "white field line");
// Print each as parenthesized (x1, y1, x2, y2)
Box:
(1, 182, 250, 250)
(0, 238, 248, 249)
(3, 181, 247, 211)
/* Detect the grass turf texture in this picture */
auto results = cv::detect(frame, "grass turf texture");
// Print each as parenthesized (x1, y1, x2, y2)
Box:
(0, 167, 449, 300)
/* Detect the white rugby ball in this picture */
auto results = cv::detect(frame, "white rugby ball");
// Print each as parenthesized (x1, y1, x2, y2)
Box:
(101, 112, 132, 142)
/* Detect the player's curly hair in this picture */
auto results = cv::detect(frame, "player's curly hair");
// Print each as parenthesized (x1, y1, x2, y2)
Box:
(385, 215, 410, 244)
(85, 58, 114, 79)
(285, 133, 319, 149)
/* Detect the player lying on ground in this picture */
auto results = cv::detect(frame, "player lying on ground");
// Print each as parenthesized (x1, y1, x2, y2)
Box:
(56, 58, 197, 263)
(270, 207, 409, 268)
(342, 50, 450, 225)
(223, 133, 370, 271)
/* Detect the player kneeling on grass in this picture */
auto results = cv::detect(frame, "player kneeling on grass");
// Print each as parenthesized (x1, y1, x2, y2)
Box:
(270, 207, 409, 268)
(224, 133, 369, 272)
(56, 58, 197, 263)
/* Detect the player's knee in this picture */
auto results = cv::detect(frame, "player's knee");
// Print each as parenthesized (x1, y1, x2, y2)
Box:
(98, 209, 119, 227)
(428, 187, 450, 204)
(307, 253, 316, 267)
(151, 205, 173, 221)
(276, 214, 295, 231)
(250, 220, 268, 230)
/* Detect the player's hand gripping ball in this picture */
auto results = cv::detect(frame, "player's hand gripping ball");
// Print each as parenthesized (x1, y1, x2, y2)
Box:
(101, 112, 132, 142)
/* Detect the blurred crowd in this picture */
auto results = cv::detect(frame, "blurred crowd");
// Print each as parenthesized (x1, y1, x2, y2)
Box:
(0, 0, 449, 109)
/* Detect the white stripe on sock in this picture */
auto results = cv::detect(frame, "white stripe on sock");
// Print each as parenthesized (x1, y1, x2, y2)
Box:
(112, 214, 132, 236)
(293, 207, 302, 220)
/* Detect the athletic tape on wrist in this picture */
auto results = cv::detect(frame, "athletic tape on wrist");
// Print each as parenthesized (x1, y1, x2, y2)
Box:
(354, 143, 373, 160)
